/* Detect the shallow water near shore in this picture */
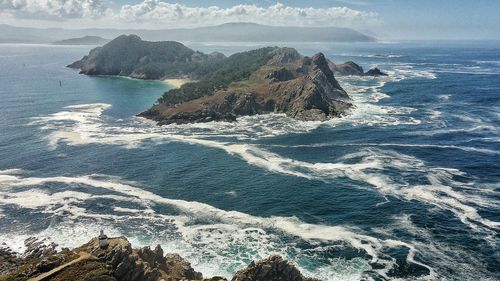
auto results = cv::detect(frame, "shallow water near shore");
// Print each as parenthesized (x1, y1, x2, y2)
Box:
(0, 41, 499, 280)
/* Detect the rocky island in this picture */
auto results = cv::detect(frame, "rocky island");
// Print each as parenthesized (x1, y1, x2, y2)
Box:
(328, 61, 388, 76)
(0, 235, 318, 281)
(69, 35, 386, 125)
(52, 36, 110, 46)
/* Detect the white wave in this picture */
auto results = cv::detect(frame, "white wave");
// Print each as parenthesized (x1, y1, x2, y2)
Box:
(438, 95, 450, 101)
(387, 63, 437, 80)
(0, 169, 419, 280)
(273, 142, 500, 156)
(29, 102, 499, 231)
(373, 215, 499, 281)
(366, 54, 403, 58)
(220, 145, 499, 231)
(333, 78, 421, 127)
(409, 124, 498, 136)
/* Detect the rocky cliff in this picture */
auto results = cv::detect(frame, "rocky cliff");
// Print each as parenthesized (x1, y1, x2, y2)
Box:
(139, 49, 352, 124)
(0, 236, 319, 281)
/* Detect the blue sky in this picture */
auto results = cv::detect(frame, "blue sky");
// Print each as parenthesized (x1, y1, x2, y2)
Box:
(1, 0, 500, 39)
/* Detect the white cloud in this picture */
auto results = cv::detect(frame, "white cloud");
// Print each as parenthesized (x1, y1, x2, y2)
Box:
(117, 1, 379, 27)
(0, 0, 380, 28)
(0, 0, 110, 19)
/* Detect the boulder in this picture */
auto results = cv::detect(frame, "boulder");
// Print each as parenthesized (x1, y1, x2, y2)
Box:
(231, 255, 319, 281)
(364, 67, 388, 76)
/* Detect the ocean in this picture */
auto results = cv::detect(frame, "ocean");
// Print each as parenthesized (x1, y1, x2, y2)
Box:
(0, 41, 499, 280)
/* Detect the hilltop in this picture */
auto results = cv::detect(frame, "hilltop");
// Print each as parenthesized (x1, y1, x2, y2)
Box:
(68, 35, 226, 80)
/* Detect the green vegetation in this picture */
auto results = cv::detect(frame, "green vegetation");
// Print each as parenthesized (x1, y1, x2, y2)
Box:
(157, 47, 278, 105)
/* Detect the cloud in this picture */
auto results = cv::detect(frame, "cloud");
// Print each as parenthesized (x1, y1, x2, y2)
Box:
(0, 0, 110, 19)
(117, 1, 379, 28)
(0, 0, 380, 28)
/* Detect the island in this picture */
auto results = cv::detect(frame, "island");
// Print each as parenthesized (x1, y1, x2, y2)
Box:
(52, 36, 109, 45)
(0, 235, 319, 281)
(69, 35, 387, 125)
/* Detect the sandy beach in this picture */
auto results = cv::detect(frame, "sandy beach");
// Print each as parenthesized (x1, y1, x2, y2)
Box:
(163, 78, 192, 88)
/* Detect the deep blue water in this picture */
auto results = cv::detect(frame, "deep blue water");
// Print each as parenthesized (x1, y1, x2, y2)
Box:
(0, 41, 499, 280)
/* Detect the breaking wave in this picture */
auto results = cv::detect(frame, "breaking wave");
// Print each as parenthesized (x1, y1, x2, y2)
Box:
(0, 169, 425, 280)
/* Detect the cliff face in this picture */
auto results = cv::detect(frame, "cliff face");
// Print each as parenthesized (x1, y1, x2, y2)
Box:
(68, 35, 226, 80)
(0, 236, 319, 281)
(139, 50, 352, 124)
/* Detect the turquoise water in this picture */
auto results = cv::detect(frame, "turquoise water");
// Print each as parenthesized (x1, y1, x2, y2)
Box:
(0, 42, 499, 280)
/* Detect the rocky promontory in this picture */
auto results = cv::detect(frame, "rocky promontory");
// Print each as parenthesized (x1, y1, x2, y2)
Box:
(69, 35, 389, 124)
(0, 236, 319, 281)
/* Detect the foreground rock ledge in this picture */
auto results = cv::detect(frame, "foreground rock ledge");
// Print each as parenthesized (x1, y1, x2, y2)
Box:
(0, 236, 319, 281)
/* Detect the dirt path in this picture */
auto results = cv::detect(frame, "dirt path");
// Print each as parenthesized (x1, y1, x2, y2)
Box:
(28, 252, 92, 281)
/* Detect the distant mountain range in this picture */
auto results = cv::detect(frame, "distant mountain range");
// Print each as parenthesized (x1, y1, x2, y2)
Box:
(0, 23, 375, 44)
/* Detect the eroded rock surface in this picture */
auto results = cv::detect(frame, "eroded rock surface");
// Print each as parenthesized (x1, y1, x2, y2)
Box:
(232, 255, 319, 281)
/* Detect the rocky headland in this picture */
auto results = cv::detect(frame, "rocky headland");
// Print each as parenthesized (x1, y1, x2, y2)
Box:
(69, 35, 387, 125)
(0, 236, 318, 281)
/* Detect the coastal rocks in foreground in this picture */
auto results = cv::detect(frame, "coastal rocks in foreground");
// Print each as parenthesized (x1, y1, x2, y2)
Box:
(0, 235, 319, 281)
(232, 255, 319, 281)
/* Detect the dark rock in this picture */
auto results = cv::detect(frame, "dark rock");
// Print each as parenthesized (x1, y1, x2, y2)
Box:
(266, 68, 295, 82)
(23, 237, 58, 260)
(0, 246, 22, 275)
(329, 60, 364, 76)
(364, 67, 388, 76)
(231, 255, 320, 281)
(36, 258, 58, 272)
(164, 253, 204, 280)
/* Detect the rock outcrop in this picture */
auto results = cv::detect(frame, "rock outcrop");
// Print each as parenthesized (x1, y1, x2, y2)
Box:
(85, 236, 207, 281)
(364, 67, 388, 76)
(329, 61, 365, 76)
(328, 60, 388, 77)
(1, 236, 319, 281)
(232, 255, 319, 281)
(0, 246, 21, 275)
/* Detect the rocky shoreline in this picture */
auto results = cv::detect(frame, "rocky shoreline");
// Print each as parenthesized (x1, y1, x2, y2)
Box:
(0, 236, 319, 281)
(69, 35, 388, 125)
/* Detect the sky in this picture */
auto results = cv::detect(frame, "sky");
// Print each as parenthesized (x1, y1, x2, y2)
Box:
(1, 0, 499, 40)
